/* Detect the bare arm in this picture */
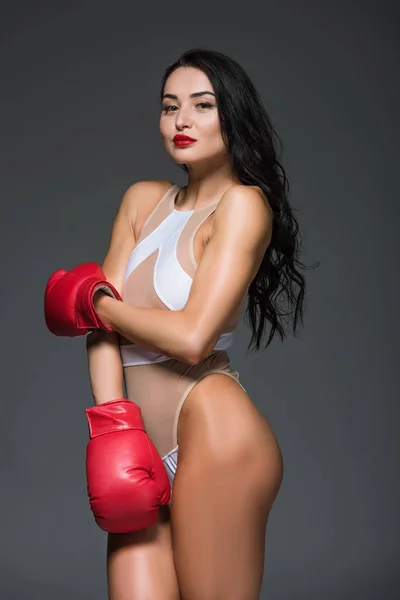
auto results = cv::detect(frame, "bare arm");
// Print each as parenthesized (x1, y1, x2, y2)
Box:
(85, 180, 172, 405)
(94, 185, 272, 365)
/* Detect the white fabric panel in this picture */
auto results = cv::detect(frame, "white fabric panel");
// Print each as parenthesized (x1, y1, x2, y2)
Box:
(154, 224, 193, 310)
(120, 331, 235, 367)
(162, 445, 178, 484)
(124, 210, 191, 282)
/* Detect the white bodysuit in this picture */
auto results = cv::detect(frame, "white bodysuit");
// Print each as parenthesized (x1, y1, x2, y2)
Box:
(120, 184, 247, 483)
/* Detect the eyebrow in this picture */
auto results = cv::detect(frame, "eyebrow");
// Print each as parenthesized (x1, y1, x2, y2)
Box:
(162, 91, 216, 100)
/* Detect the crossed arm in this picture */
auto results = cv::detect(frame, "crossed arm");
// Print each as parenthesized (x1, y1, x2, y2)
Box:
(95, 183, 272, 363)
(86, 181, 272, 402)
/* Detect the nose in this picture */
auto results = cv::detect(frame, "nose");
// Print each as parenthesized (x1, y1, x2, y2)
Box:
(175, 104, 193, 131)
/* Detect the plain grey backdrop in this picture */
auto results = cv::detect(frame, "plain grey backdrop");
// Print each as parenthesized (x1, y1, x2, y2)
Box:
(1, 1, 398, 599)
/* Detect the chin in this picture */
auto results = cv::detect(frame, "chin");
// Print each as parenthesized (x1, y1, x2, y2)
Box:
(168, 152, 197, 166)
(169, 149, 218, 167)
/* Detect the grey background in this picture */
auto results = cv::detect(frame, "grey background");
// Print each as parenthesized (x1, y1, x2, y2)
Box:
(1, 1, 399, 599)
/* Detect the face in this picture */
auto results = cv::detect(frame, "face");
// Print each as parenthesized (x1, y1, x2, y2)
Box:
(159, 67, 228, 166)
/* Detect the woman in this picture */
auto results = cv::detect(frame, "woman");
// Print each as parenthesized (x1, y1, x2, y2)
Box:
(45, 48, 306, 599)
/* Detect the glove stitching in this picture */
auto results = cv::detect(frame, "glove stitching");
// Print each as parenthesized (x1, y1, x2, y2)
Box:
(142, 435, 157, 486)
(90, 425, 145, 439)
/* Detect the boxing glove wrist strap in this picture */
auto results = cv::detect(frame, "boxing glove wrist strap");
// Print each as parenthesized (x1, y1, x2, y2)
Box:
(85, 398, 145, 439)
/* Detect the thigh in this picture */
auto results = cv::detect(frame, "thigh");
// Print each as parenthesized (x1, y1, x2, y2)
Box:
(171, 374, 283, 600)
(107, 506, 180, 600)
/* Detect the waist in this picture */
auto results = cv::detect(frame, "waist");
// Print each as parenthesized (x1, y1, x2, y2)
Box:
(120, 331, 235, 367)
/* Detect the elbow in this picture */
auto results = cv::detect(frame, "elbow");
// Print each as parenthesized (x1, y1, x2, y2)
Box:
(178, 314, 217, 365)
(181, 343, 202, 366)
(182, 332, 214, 365)
(179, 331, 202, 365)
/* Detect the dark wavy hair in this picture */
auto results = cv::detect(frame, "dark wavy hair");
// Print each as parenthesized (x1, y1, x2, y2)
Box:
(160, 48, 311, 352)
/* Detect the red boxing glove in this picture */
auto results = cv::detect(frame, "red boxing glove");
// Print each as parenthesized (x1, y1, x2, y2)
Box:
(85, 399, 171, 533)
(44, 262, 121, 337)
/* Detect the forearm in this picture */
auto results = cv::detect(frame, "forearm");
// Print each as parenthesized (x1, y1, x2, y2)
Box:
(86, 330, 124, 405)
(94, 295, 198, 364)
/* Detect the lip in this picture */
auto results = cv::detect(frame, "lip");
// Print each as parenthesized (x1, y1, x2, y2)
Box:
(173, 134, 197, 146)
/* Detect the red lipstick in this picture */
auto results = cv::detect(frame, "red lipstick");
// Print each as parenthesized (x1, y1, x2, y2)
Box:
(173, 134, 197, 147)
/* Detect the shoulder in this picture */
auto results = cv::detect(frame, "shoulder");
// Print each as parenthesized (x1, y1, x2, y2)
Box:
(120, 179, 174, 214)
(213, 184, 273, 246)
(101, 180, 175, 289)
(118, 180, 175, 236)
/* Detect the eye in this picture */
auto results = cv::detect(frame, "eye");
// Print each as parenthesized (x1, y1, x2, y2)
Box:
(196, 102, 214, 110)
(162, 104, 178, 113)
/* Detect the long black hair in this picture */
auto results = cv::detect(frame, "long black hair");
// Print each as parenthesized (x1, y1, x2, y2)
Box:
(160, 48, 311, 352)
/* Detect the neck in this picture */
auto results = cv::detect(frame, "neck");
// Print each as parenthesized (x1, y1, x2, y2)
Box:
(179, 157, 241, 209)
